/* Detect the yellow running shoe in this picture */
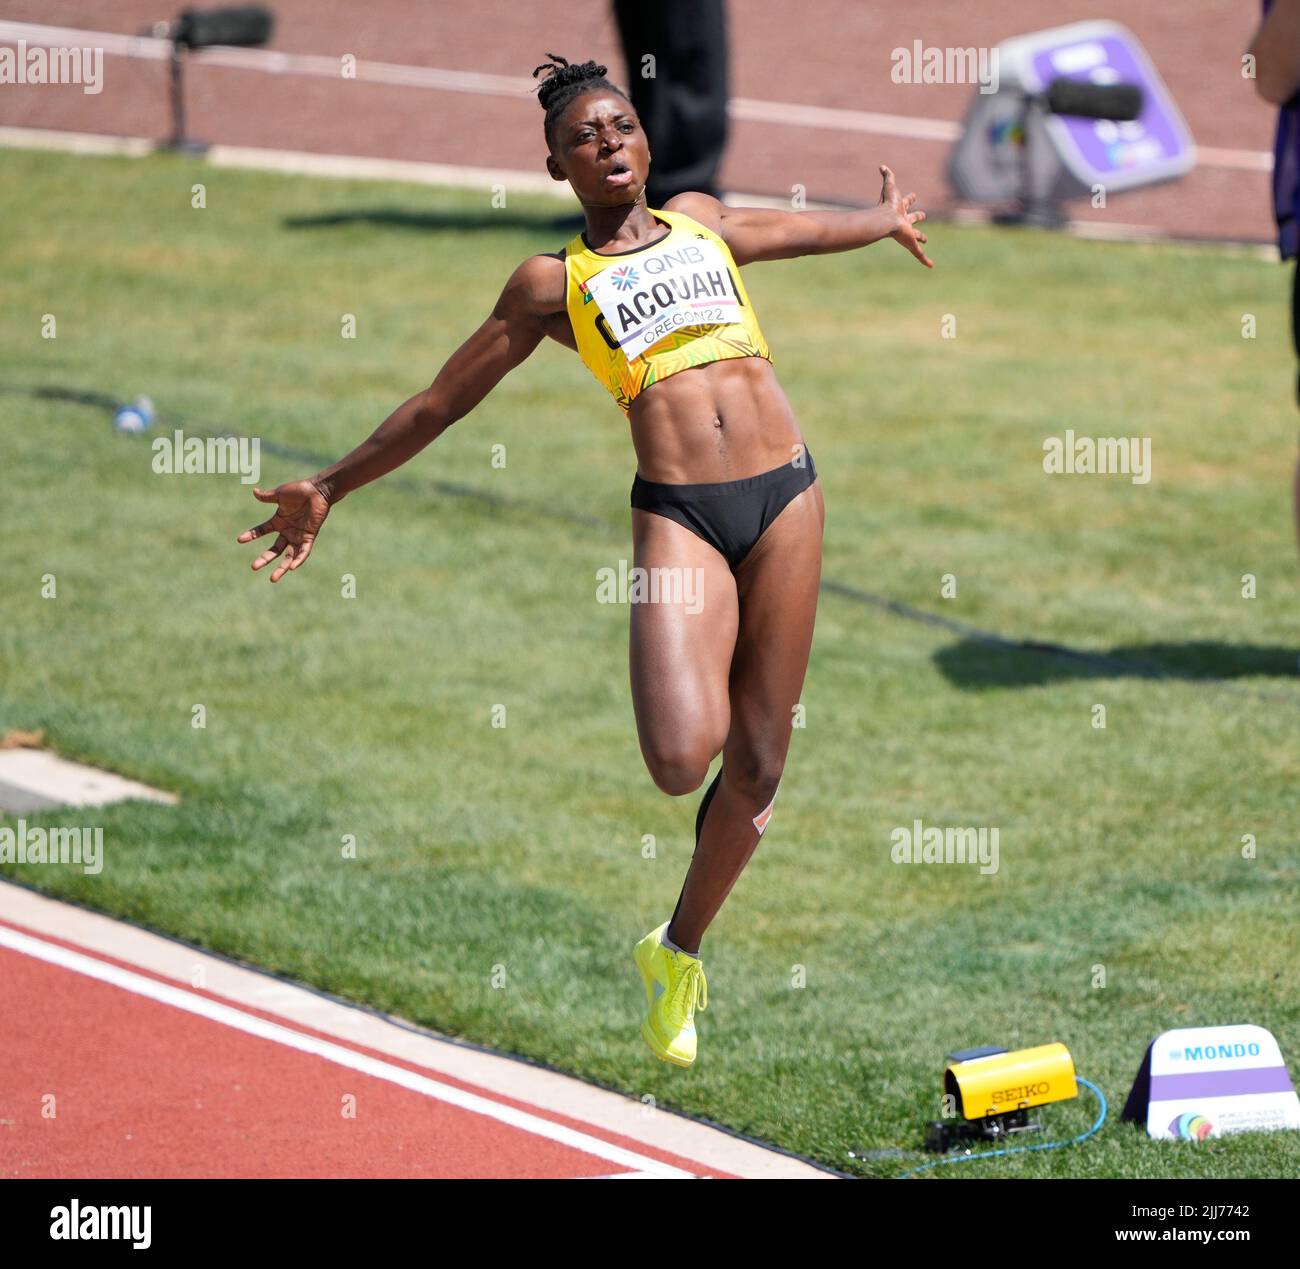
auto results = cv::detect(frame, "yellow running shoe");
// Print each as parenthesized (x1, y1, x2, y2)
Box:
(634, 922, 708, 1067)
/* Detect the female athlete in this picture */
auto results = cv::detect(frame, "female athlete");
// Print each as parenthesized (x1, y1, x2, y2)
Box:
(237, 55, 932, 1068)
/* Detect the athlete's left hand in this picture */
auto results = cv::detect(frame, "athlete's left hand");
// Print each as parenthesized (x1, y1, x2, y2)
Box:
(237, 478, 332, 583)
(878, 165, 933, 268)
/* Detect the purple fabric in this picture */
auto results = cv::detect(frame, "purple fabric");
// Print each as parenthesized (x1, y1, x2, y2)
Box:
(1265, 0, 1300, 257)
(1150, 1066, 1296, 1100)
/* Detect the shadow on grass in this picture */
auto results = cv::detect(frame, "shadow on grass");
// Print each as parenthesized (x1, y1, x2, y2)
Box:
(8, 383, 612, 533)
(819, 583, 1298, 702)
(25, 385, 119, 410)
(281, 206, 581, 235)
(16, 384, 1300, 705)
(934, 637, 1299, 689)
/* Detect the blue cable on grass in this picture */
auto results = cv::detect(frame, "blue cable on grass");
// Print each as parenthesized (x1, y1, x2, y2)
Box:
(896, 1076, 1107, 1178)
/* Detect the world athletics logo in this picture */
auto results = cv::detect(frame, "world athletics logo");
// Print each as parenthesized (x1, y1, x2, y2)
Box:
(1168, 1113, 1214, 1141)
(610, 265, 640, 291)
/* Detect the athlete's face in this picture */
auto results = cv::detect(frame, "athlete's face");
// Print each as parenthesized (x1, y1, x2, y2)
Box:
(546, 91, 651, 205)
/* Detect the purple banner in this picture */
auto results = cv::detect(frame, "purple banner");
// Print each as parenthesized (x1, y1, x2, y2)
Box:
(1029, 35, 1186, 177)
(1150, 1066, 1296, 1101)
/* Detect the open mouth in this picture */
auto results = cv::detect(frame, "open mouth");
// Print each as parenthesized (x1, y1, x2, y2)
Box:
(604, 162, 634, 187)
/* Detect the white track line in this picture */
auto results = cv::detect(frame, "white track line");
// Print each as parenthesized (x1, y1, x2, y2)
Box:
(0, 125, 1275, 251)
(0, 124, 153, 157)
(207, 143, 567, 195)
(729, 96, 959, 143)
(0, 923, 695, 1179)
(0, 125, 855, 211)
(1195, 145, 1274, 172)
(0, 19, 1271, 174)
(0, 883, 831, 1176)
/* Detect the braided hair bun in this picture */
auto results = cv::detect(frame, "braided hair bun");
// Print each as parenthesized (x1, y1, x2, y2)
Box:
(532, 53, 629, 143)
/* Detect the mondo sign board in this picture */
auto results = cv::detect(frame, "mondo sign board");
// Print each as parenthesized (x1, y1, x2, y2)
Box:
(999, 20, 1196, 192)
(1123, 1024, 1300, 1141)
(949, 20, 1196, 205)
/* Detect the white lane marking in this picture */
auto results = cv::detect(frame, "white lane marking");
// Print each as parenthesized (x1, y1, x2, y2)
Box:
(0, 125, 154, 157)
(0, 127, 854, 215)
(0, 20, 1271, 174)
(205, 143, 565, 194)
(0, 748, 176, 808)
(585, 1171, 670, 1179)
(0, 924, 695, 1179)
(730, 95, 959, 142)
(1196, 145, 1273, 172)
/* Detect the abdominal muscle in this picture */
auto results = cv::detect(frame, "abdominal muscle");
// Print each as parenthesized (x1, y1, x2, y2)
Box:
(626, 356, 808, 485)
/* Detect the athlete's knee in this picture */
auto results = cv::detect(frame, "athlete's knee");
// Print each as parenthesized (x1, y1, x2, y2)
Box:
(652, 762, 710, 797)
(643, 746, 711, 797)
(725, 751, 785, 810)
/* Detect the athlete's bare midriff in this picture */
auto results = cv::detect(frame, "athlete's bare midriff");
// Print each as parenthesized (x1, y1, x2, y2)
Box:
(625, 356, 808, 485)
(537, 245, 807, 487)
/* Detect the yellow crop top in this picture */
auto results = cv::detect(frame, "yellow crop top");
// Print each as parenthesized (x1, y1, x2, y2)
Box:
(562, 207, 772, 414)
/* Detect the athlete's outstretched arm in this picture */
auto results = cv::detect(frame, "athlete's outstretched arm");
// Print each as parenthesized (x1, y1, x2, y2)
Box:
(236, 255, 558, 581)
(669, 166, 932, 269)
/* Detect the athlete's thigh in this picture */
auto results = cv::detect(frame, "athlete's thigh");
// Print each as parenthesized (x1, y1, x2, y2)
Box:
(724, 480, 825, 772)
(629, 508, 739, 774)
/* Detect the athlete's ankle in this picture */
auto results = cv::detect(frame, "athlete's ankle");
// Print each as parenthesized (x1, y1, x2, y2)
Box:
(663, 924, 701, 958)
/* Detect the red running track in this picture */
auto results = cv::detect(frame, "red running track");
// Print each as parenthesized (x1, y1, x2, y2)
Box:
(0, 920, 732, 1179)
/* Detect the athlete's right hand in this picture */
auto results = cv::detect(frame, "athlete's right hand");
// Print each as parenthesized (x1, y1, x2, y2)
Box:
(237, 478, 332, 582)
(878, 165, 933, 269)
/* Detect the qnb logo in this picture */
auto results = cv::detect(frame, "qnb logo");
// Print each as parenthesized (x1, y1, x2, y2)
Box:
(1177, 1043, 1262, 1062)
(610, 265, 641, 291)
(50, 1201, 151, 1249)
(992, 1081, 1050, 1104)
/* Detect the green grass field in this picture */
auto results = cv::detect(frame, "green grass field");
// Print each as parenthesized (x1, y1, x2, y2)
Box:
(2, 146, 1298, 1177)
